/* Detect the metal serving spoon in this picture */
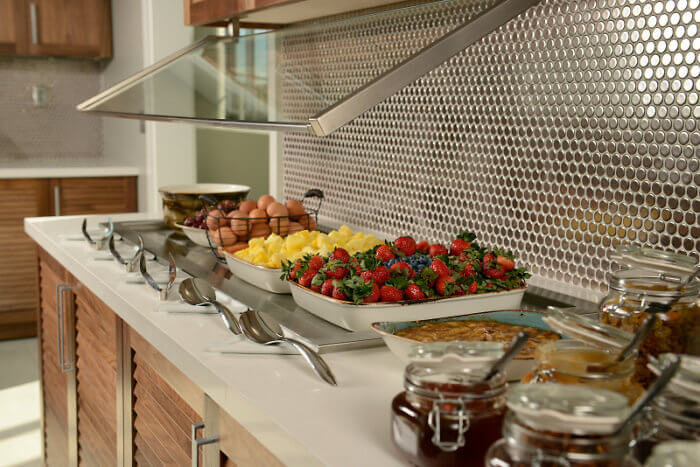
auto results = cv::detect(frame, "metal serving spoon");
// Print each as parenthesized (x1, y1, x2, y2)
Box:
(239, 309, 337, 386)
(179, 278, 241, 335)
(482, 331, 529, 381)
(82, 218, 114, 250)
(612, 353, 680, 435)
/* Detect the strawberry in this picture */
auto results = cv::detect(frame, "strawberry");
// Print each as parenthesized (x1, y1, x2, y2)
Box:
(360, 270, 374, 282)
(453, 284, 466, 296)
(468, 281, 478, 294)
(298, 269, 317, 288)
(449, 238, 471, 256)
(321, 279, 335, 296)
(416, 241, 430, 253)
(404, 283, 426, 301)
(325, 265, 348, 280)
(484, 264, 505, 279)
(332, 288, 348, 301)
(395, 236, 417, 256)
(308, 255, 325, 271)
(362, 283, 380, 303)
(435, 276, 457, 296)
(331, 248, 350, 264)
(390, 261, 414, 277)
(372, 265, 391, 285)
(460, 263, 477, 279)
(496, 255, 515, 271)
(375, 244, 395, 262)
(288, 260, 303, 280)
(430, 259, 450, 278)
(380, 285, 403, 302)
(429, 244, 448, 257)
(310, 284, 322, 292)
(482, 253, 496, 266)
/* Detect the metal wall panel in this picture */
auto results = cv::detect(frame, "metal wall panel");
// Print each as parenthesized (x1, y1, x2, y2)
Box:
(281, 0, 700, 299)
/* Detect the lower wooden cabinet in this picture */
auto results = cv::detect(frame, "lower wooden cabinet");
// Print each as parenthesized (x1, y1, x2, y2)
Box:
(2, 175, 136, 342)
(36, 246, 283, 466)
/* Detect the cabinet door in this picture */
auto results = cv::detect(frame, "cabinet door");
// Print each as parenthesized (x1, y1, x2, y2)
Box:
(128, 329, 208, 465)
(25, 0, 112, 58)
(37, 249, 77, 467)
(0, 0, 28, 54)
(50, 176, 137, 216)
(184, 0, 291, 26)
(0, 179, 50, 340)
(74, 283, 119, 466)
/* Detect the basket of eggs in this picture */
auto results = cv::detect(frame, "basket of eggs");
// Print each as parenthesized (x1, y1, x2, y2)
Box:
(201, 189, 323, 263)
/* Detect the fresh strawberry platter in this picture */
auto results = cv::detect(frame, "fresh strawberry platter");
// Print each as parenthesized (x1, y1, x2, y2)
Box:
(282, 232, 529, 331)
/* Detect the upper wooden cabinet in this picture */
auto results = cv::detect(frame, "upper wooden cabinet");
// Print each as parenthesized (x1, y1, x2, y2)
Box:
(184, 0, 406, 26)
(0, 0, 112, 58)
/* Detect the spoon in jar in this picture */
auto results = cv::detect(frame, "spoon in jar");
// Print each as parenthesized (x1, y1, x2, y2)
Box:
(179, 278, 241, 335)
(612, 353, 680, 435)
(482, 332, 529, 381)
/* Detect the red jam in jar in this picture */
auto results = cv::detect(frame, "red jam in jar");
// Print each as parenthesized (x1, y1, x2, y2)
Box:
(390, 359, 507, 467)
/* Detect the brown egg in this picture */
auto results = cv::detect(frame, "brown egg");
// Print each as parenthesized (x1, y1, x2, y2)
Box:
(297, 216, 317, 231)
(238, 200, 257, 214)
(257, 194, 276, 211)
(209, 227, 237, 247)
(286, 200, 305, 220)
(206, 209, 228, 231)
(266, 202, 288, 218)
(224, 242, 249, 254)
(248, 208, 268, 226)
(228, 211, 251, 236)
(269, 217, 290, 236)
(287, 221, 305, 235)
(250, 223, 271, 239)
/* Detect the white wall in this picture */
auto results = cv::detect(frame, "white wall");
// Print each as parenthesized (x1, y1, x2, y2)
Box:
(101, 0, 197, 215)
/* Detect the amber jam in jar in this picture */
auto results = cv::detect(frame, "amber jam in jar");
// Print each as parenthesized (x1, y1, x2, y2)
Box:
(599, 246, 700, 387)
(391, 361, 507, 467)
(486, 384, 641, 467)
(522, 340, 642, 403)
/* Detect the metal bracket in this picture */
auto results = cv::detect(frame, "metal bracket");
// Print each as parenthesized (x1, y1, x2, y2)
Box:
(191, 422, 220, 467)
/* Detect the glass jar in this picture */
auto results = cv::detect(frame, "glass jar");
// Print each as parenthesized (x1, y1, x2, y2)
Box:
(644, 441, 700, 467)
(599, 246, 700, 387)
(486, 384, 641, 467)
(522, 340, 642, 403)
(633, 354, 700, 462)
(391, 358, 507, 467)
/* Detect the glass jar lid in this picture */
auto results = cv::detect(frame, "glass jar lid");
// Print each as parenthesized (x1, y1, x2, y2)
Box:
(649, 354, 700, 402)
(506, 383, 630, 434)
(543, 307, 633, 350)
(611, 245, 698, 275)
(644, 441, 700, 467)
(407, 341, 504, 367)
(607, 269, 699, 298)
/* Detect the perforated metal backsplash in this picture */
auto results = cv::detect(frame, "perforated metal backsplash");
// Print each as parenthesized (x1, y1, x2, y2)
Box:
(281, 0, 700, 300)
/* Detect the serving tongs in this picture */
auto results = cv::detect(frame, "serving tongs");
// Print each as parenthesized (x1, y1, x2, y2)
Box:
(109, 234, 144, 273)
(140, 251, 177, 300)
(82, 218, 114, 250)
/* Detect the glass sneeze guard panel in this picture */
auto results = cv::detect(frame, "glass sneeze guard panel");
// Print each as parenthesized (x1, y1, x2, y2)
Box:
(78, 0, 539, 136)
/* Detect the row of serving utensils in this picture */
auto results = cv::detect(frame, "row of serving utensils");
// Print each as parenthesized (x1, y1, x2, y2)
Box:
(82, 218, 336, 386)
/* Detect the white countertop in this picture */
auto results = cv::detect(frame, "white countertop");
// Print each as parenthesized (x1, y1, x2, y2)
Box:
(1, 160, 141, 179)
(25, 214, 406, 467)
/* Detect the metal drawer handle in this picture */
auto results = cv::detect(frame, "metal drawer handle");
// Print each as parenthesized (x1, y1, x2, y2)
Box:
(191, 422, 219, 467)
(29, 2, 38, 44)
(56, 283, 74, 373)
(53, 185, 60, 216)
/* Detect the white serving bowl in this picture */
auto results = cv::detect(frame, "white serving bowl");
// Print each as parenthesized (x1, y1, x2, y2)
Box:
(223, 251, 290, 294)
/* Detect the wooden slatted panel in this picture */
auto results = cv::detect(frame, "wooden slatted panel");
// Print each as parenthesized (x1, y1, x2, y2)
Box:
(38, 256, 70, 467)
(75, 288, 118, 466)
(0, 180, 48, 314)
(53, 177, 136, 216)
(132, 354, 202, 466)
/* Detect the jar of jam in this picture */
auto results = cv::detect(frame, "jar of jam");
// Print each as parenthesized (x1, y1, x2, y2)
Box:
(599, 246, 700, 387)
(633, 354, 700, 463)
(391, 348, 507, 467)
(485, 383, 641, 467)
(522, 307, 642, 403)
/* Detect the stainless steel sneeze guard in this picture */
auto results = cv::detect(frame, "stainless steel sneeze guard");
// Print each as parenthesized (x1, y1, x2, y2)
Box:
(76, 0, 539, 136)
(113, 220, 589, 352)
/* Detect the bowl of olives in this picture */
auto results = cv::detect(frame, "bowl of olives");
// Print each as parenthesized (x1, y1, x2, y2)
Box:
(159, 184, 250, 228)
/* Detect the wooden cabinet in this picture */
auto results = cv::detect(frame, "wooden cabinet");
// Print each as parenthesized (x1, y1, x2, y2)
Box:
(0, 0, 112, 58)
(1, 176, 136, 342)
(183, 0, 403, 27)
(36, 246, 284, 466)
(50, 176, 137, 216)
(0, 0, 28, 54)
(0, 179, 50, 340)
